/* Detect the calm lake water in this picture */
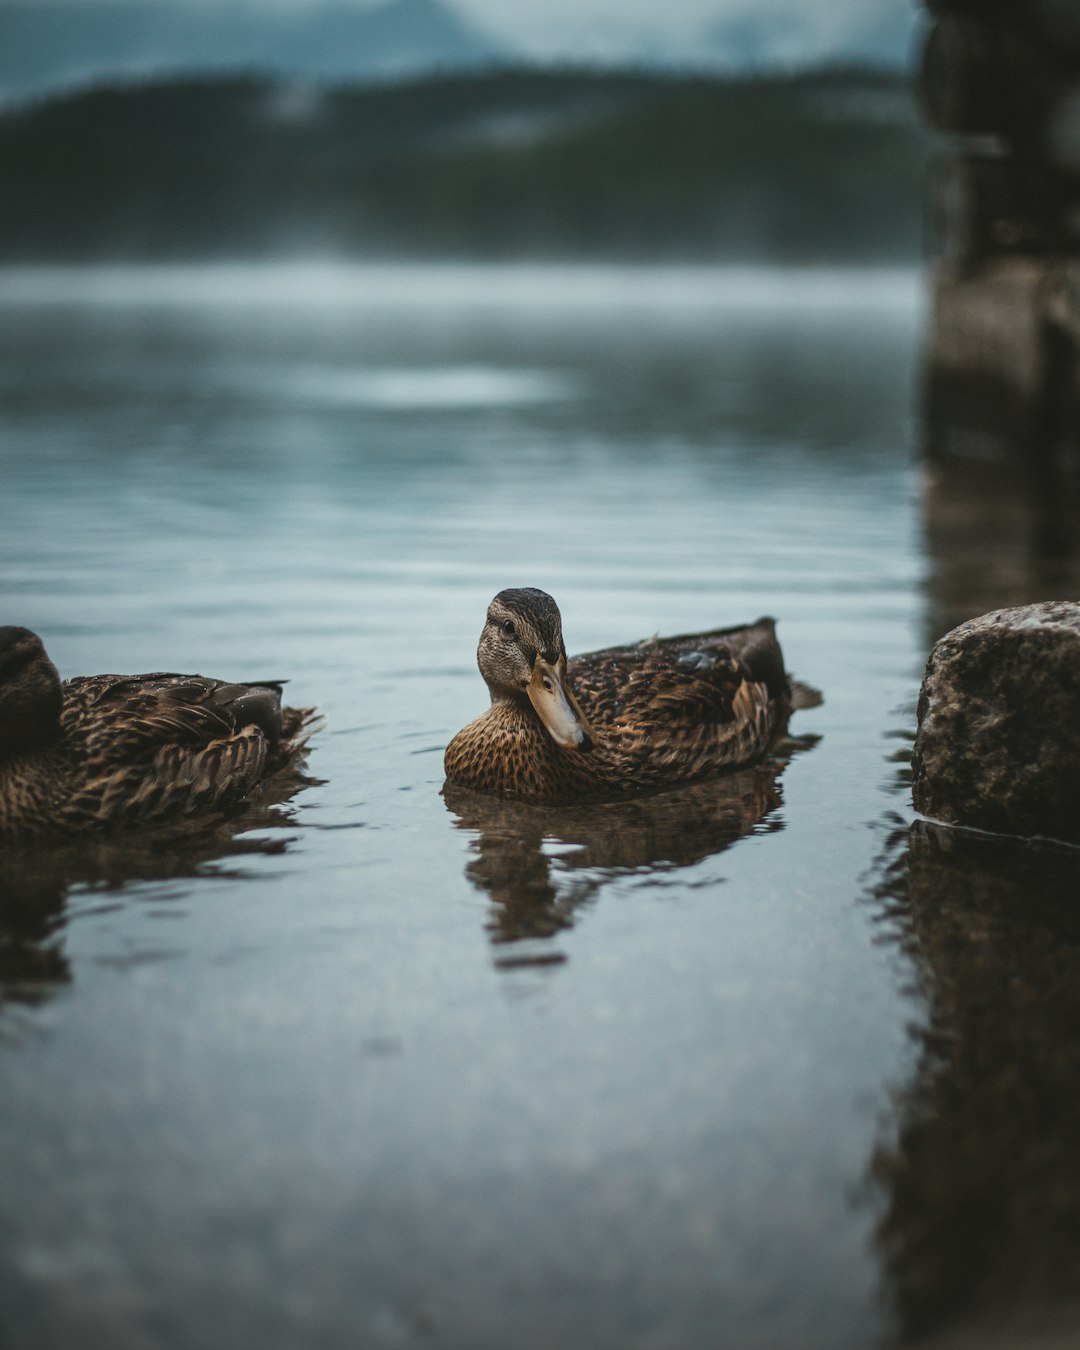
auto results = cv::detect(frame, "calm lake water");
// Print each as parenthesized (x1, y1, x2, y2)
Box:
(2, 263, 1079, 1350)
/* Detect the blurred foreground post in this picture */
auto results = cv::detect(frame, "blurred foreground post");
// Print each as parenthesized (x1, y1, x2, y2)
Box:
(918, 0, 1080, 642)
(919, 0, 1080, 533)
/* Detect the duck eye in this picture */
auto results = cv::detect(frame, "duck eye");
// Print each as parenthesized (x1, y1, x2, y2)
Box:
(500, 619, 515, 637)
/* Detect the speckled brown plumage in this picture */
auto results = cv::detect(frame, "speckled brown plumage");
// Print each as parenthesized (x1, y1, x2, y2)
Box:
(444, 588, 794, 804)
(0, 627, 318, 840)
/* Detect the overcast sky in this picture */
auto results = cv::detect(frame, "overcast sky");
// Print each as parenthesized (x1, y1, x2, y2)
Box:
(33, 0, 920, 70)
(461, 0, 917, 67)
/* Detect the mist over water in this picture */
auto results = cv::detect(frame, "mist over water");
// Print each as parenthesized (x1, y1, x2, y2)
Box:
(1, 260, 1055, 1348)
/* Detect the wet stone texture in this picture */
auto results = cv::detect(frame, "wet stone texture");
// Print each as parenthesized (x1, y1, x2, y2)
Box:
(913, 601, 1080, 841)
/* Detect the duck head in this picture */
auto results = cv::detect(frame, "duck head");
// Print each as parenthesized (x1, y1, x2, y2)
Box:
(0, 627, 63, 760)
(477, 589, 594, 752)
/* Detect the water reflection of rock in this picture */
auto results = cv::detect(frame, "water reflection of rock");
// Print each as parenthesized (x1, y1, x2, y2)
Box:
(0, 777, 316, 1019)
(871, 821, 1080, 1344)
(444, 737, 816, 965)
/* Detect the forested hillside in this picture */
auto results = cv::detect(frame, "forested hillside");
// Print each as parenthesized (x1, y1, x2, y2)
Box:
(0, 66, 924, 261)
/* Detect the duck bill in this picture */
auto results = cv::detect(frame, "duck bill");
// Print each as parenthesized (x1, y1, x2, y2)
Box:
(527, 657, 595, 753)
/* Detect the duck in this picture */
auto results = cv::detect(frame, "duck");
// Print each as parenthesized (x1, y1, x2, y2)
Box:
(444, 588, 798, 804)
(0, 626, 318, 840)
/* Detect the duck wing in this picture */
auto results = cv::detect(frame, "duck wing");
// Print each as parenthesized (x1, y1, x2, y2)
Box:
(569, 617, 788, 733)
(59, 673, 300, 830)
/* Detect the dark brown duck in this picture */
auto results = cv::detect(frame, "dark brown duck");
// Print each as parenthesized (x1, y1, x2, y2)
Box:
(0, 626, 317, 840)
(444, 587, 795, 804)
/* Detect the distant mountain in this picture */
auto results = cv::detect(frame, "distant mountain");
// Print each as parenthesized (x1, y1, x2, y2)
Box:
(0, 0, 506, 101)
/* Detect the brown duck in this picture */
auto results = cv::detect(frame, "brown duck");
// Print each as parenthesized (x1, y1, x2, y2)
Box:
(444, 588, 796, 804)
(0, 626, 317, 840)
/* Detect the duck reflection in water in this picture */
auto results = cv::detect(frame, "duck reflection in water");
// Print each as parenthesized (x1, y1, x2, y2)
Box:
(444, 736, 817, 961)
(0, 776, 319, 1027)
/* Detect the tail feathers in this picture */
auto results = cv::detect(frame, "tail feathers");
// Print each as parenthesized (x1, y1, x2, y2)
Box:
(713, 620, 789, 703)
(272, 705, 323, 770)
(216, 683, 321, 767)
(699, 620, 819, 710)
(789, 680, 823, 711)
(216, 685, 284, 743)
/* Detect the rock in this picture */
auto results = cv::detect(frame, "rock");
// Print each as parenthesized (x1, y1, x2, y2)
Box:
(912, 601, 1080, 841)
